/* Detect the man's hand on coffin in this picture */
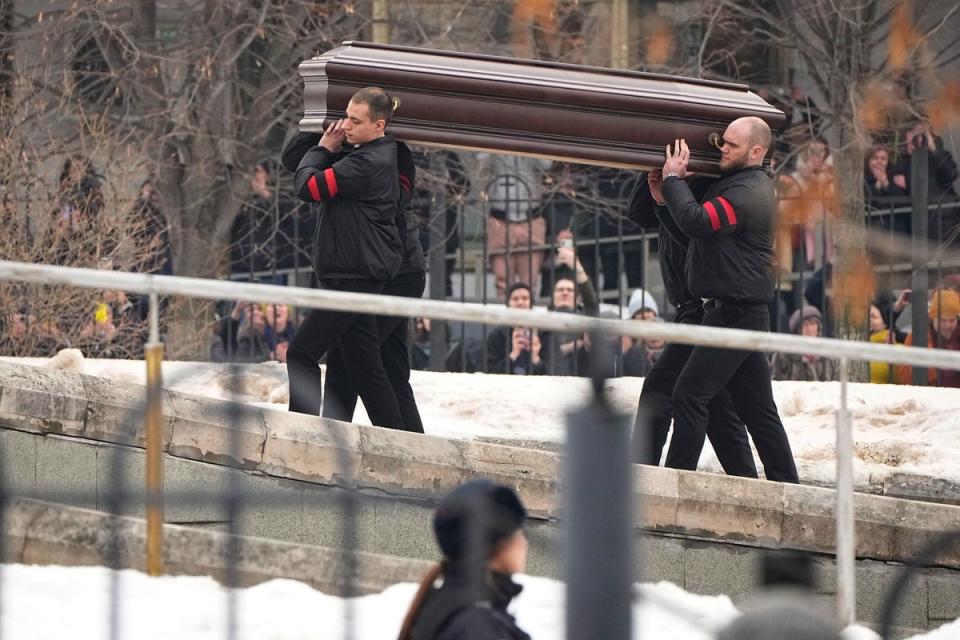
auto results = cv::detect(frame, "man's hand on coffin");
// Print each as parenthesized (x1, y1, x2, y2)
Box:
(320, 119, 347, 153)
(662, 139, 690, 180)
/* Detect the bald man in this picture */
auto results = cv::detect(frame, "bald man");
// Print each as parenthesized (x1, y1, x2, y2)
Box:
(654, 117, 799, 483)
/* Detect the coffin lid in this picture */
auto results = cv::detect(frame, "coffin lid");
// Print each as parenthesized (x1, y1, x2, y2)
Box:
(299, 41, 785, 173)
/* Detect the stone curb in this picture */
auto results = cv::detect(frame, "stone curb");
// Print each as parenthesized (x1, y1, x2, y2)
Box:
(2, 360, 960, 569)
(1, 497, 430, 596)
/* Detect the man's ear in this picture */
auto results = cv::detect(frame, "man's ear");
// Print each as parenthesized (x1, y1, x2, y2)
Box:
(376, 118, 386, 132)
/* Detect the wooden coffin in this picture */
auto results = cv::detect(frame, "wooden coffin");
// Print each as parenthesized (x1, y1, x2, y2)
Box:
(299, 41, 785, 173)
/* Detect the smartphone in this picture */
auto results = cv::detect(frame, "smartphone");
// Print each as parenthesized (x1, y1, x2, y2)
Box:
(559, 238, 574, 249)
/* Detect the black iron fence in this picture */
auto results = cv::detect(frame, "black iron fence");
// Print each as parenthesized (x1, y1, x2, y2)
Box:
(222, 179, 960, 381)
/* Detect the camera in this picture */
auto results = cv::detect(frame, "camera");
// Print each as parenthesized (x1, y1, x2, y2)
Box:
(558, 238, 573, 249)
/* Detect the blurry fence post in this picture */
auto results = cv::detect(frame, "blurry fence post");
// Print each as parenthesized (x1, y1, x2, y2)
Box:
(565, 331, 633, 640)
(835, 357, 855, 626)
(144, 292, 165, 576)
(910, 144, 930, 386)
(429, 191, 448, 372)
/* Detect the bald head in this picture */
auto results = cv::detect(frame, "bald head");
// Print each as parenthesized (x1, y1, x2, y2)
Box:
(735, 117, 772, 154)
(719, 117, 772, 171)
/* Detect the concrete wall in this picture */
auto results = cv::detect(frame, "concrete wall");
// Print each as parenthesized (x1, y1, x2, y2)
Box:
(1, 361, 960, 630)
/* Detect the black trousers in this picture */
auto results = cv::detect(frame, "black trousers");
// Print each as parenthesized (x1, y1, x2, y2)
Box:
(323, 270, 426, 433)
(286, 278, 403, 429)
(665, 300, 799, 483)
(633, 303, 758, 478)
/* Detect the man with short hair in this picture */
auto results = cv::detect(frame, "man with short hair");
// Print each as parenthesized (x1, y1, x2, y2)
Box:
(287, 86, 405, 428)
(658, 117, 799, 483)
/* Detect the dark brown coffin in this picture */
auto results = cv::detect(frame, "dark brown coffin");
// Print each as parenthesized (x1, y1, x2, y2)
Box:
(299, 41, 785, 173)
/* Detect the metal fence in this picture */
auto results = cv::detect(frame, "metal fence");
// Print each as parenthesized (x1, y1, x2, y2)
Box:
(220, 150, 960, 382)
(1, 260, 960, 638)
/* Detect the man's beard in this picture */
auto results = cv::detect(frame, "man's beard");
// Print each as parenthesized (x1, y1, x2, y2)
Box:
(719, 155, 748, 173)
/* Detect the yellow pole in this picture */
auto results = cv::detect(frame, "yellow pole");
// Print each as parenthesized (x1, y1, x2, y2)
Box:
(145, 293, 164, 576)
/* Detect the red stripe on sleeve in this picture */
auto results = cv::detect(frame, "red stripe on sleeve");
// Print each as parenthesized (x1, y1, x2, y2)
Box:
(307, 175, 321, 202)
(703, 201, 721, 231)
(323, 168, 338, 199)
(716, 196, 737, 225)
(399, 174, 412, 193)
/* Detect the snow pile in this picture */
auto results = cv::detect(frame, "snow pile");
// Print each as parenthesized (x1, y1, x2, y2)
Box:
(3, 354, 960, 490)
(0, 563, 936, 639)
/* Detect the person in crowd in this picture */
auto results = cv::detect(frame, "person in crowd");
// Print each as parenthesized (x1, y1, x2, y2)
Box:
(893, 122, 960, 243)
(397, 479, 531, 640)
(620, 288, 664, 377)
(864, 144, 910, 236)
(215, 300, 271, 363)
(896, 289, 960, 387)
(51, 155, 104, 264)
(229, 158, 301, 278)
(864, 145, 908, 201)
(868, 300, 902, 384)
(539, 246, 599, 375)
(410, 317, 432, 371)
(282, 109, 426, 432)
(273, 339, 289, 364)
(484, 282, 544, 375)
(130, 178, 173, 275)
(622, 316, 666, 377)
(263, 303, 295, 358)
(623, 287, 659, 321)
(627, 172, 757, 477)
(659, 119, 799, 483)
(786, 137, 836, 268)
(769, 305, 838, 382)
(481, 154, 551, 298)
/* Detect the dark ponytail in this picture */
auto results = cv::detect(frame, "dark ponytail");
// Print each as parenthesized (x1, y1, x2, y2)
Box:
(396, 562, 443, 640)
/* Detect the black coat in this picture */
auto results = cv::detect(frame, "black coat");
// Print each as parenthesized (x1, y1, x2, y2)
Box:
(485, 326, 546, 375)
(282, 131, 424, 275)
(410, 568, 531, 640)
(293, 135, 402, 281)
(663, 166, 778, 304)
(627, 175, 714, 308)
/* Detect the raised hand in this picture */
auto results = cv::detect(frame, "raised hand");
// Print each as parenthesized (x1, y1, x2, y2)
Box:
(320, 118, 347, 153)
(662, 138, 690, 179)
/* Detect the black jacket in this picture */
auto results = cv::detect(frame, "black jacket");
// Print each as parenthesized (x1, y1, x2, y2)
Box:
(410, 568, 530, 640)
(628, 175, 714, 308)
(485, 326, 546, 375)
(283, 131, 424, 276)
(293, 134, 402, 281)
(662, 166, 778, 304)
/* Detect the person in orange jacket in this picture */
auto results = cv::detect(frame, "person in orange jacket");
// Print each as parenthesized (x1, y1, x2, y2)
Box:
(896, 289, 960, 387)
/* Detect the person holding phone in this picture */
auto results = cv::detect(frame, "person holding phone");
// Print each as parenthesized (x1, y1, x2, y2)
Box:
(484, 282, 545, 375)
(657, 117, 799, 483)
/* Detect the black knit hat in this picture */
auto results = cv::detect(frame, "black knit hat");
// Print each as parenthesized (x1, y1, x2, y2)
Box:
(433, 479, 527, 562)
(504, 282, 532, 306)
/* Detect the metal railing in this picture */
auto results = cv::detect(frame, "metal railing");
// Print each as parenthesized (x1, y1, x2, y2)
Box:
(2, 259, 960, 635)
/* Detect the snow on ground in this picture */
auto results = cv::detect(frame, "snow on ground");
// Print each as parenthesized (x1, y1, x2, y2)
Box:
(0, 563, 940, 639)
(3, 354, 960, 490)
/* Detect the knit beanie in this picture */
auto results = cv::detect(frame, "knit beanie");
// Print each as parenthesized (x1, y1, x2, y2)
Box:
(433, 480, 527, 563)
(929, 289, 960, 320)
(789, 305, 822, 333)
(625, 288, 659, 319)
